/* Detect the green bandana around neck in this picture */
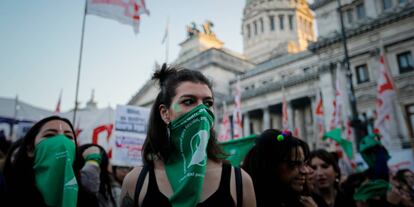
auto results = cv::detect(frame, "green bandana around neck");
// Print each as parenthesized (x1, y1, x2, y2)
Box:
(34, 134, 78, 207)
(165, 104, 215, 207)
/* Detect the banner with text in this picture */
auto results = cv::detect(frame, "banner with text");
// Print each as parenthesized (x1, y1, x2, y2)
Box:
(111, 105, 150, 167)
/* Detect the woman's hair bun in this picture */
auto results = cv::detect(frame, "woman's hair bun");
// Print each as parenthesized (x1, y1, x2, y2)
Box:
(152, 63, 177, 87)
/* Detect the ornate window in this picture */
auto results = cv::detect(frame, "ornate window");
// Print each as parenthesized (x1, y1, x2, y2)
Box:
(382, 0, 393, 10)
(288, 15, 294, 30)
(269, 15, 275, 31)
(254, 21, 258, 35)
(260, 18, 264, 33)
(406, 104, 414, 138)
(356, 3, 366, 19)
(246, 24, 251, 38)
(279, 15, 284, 30)
(397, 51, 414, 74)
(355, 64, 370, 84)
(346, 9, 353, 23)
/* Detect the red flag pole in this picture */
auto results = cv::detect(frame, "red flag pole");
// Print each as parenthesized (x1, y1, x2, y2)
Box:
(73, 0, 87, 126)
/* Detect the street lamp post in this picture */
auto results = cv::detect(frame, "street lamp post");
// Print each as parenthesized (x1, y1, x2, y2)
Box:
(336, 0, 365, 145)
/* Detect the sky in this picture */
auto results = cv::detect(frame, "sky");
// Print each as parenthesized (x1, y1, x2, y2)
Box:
(0, 0, 247, 112)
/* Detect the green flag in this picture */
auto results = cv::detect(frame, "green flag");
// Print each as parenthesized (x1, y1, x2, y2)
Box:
(220, 134, 257, 166)
(323, 128, 354, 159)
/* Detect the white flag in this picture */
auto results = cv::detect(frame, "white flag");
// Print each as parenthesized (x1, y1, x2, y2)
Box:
(374, 54, 396, 147)
(218, 102, 231, 142)
(232, 78, 243, 139)
(329, 70, 344, 130)
(87, 0, 150, 34)
(282, 90, 289, 130)
(314, 90, 325, 139)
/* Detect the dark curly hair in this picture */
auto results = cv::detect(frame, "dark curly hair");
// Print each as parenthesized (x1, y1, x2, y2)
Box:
(242, 128, 310, 206)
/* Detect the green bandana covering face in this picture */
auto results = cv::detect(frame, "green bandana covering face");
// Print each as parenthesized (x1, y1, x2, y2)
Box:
(165, 104, 215, 207)
(34, 134, 78, 207)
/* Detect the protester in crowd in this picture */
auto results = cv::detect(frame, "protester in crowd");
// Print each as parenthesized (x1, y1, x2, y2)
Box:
(242, 128, 317, 207)
(76, 143, 117, 207)
(0, 129, 11, 173)
(1, 138, 23, 200)
(111, 165, 132, 205)
(341, 134, 411, 206)
(2, 115, 101, 206)
(120, 64, 256, 207)
(395, 169, 414, 193)
(309, 149, 356, 207)
(393, 169, 414, 206)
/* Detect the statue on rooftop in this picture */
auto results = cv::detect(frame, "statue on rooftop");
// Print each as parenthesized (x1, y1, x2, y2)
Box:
(201, 20, 215, 36)
(187, 22, 200, 37)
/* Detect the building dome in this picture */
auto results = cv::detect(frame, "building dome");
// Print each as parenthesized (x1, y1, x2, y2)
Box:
(242, 0, 315, 63)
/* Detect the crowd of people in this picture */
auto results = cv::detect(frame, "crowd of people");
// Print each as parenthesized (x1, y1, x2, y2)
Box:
(0, 64, 413, 207)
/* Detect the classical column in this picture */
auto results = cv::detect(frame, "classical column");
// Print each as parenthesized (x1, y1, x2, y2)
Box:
(262, 107, 270, 131)
(243, 112, 250, 136)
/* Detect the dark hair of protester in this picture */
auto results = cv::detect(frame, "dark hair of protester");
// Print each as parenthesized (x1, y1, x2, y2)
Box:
(142, 64, 226, 165)
(3, 116, 77, 205)
(242, 128, 310, 207)
(309, 149, 341, 189)
(395, 169, 412, 186)
(76, 143, 116, 206)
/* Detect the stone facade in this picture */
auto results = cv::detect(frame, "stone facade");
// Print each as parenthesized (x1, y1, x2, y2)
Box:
(129, 0, 414, 150)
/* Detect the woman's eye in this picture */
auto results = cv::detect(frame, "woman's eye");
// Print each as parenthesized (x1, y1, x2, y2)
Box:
(65, 134, 74, 139)
(182, 99, 194, 106)
(43, 133, 56, 137)
(204, 100, 214, 107)
(322, 164, 329, 169)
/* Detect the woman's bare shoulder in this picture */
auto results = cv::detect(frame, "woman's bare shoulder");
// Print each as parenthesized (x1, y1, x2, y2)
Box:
(120, 166, 145, 203)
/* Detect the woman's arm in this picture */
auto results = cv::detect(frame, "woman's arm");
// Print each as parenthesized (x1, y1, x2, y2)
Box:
(241, 168, 257, 207)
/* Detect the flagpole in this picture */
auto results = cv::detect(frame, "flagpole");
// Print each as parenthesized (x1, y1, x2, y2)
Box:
(165, 17, 169, 63)
(165, 27, 169, 63)
(73, 0, 87, 125)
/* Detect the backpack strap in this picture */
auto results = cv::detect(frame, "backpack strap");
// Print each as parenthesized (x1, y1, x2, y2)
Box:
(234, 166, 243, 207)
(134, 165, 149, 207)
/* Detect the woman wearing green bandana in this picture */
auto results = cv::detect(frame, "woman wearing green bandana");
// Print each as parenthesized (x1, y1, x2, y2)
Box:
(3, 116, 103, 207)
(120, 64, 256, 207)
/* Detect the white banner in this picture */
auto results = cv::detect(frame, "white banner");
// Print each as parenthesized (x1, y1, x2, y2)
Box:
(111, 105, 150, 167)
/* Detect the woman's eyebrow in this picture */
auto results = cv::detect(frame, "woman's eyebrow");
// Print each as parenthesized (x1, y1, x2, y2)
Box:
(43, 129, 58, 133)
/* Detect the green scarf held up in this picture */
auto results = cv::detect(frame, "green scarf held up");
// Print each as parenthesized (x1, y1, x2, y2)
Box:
(165, 104, 215, 207)
(353, 179, 391, 201)
(34, 134, 78, 207)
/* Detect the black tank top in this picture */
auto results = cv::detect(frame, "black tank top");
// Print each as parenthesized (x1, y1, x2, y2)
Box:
(140, 163, 236, 207)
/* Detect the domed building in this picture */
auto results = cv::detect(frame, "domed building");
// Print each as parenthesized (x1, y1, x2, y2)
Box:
(242, 0, 316, 63)
(129, 0, 414, 151)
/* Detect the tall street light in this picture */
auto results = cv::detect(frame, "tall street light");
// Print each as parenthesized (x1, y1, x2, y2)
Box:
(336, 0, 365, 145)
